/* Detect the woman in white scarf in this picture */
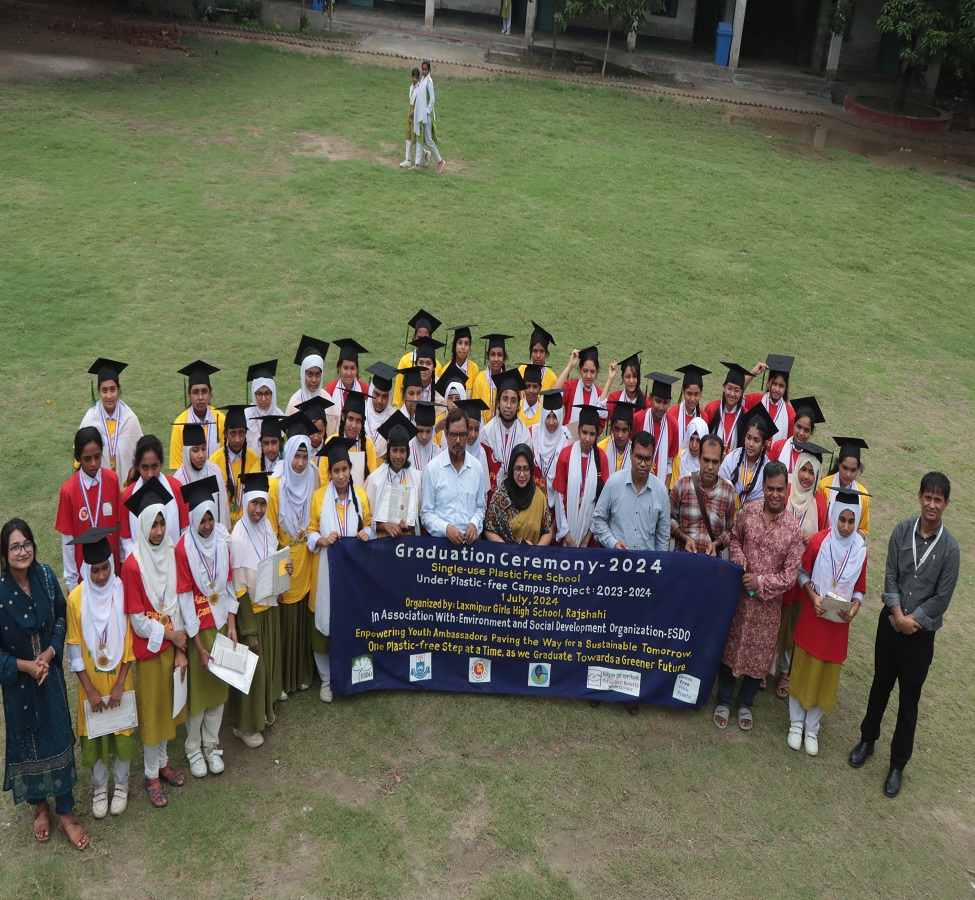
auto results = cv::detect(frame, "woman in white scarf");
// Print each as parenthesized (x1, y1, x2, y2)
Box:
(228, 473, 289, 748)
(787, 490, 868, 756)
(245, 361, 284, 453)
(284, 337, 330, 415)
(530, 394, 571, 498)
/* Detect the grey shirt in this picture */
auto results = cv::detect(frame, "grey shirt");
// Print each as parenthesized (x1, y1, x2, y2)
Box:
(592, 467, 671, 552)
(882, 517, 960, 632)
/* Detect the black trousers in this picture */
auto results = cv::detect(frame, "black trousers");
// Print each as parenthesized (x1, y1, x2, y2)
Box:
(860, 607, 935, 769)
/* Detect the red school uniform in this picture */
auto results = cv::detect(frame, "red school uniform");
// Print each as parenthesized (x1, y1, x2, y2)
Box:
(122, 554, 174, 661)
(120, 475, 190, 543)
(55, 468, 123, 584)
(174, 534, 233, 632)
(551, 443, 610, 548)
(781, 489, 829, 606)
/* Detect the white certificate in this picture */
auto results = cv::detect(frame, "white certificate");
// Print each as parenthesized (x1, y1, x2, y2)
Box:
(84, 690, 138, 740)
(256, 547, 291, 605)
(173, 667, 188, 718)
(821, 590, 856, 624)
(208, 633, 259, 694)
(378, 483, 417, 528)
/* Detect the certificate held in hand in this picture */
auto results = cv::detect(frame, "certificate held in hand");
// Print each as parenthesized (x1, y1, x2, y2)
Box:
(84, 691, 139, 739)
(256, 547, 291, 605)
(378, 483, 417, 528)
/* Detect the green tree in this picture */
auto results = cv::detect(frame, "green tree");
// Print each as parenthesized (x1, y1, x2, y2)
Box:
(876, 0, 975, 110)
(557, 0, 664, 75)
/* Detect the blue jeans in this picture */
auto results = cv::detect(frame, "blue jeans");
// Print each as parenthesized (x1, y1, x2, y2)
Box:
(716, 663, 761, 710)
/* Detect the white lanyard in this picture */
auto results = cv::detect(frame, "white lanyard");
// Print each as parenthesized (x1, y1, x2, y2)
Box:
(99, 403, 122, 464)
(78, 471, 103, 526)
(912, 521, 944, 575)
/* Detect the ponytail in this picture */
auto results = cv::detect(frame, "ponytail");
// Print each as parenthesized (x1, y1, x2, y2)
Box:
(223, 445, 235, 504)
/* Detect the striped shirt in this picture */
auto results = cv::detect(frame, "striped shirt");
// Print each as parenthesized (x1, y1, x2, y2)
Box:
(669, 475, 736, 553)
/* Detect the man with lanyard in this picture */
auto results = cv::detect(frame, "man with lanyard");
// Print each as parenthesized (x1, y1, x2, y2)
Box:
(670, 433, 735, 556)
(634, 373, 679, 486)
(667, 364, 711, 453)
(849, 472, 959, 798)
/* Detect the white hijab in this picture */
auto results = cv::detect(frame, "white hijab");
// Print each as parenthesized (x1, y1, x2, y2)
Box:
(230, 487, 275, 600)
(133, 502, 179, 620)
(80, 558, 126, 672)
(185, 499, 231, 597)
(679, 417, 709, 476)
(246, 377, 284, 452)
(299, 354, 324, 405)
(786, 452, 822, 537)
(811, 497, 866, 600)
(565, 441, 598, 546)
(278, 434, 315, 536)
(531, 413, 570, 492)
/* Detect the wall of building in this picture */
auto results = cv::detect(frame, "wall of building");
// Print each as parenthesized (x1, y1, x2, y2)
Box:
(836, 0, 884, 74)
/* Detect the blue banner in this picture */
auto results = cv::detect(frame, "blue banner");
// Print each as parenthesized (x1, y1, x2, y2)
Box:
(329, 538, 743, 709)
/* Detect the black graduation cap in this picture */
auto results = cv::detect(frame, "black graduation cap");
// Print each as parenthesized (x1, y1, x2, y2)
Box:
(455, 398, 489, 420)
(529, 321, 556, 350)
(676, 364, 710, 389)
(339, 389, 366, 419)
(435, 364, 470, 398)
(89, 358, 128, 386)
(578, 346, 600, 367)
(281, 411, 317, 439)
(412, 336, 445, 362)
(791, 396, 825, 425)
(378, 410, 419, 446)
(833, 436, 868, 461)
(495, 368, 526, 396)
(333, 338, 368, 365)
(219, 404, 249, 431)
(124, 476, 172, 517)
(794, 440, 833, 465)
(296, 396, 334, 423)
(320, 436, 357, 469)
(573, 403, 602, 430)
(720, 361, 750, 389)
(617, 352, 641, 373)
(444, 324, 477, 357)
(178, 360, 220, 389)
(406, 309, 442, 346)
(610, 402, 634, 425)
(522, 364, 544, 387)
(646, 372, 679, 400)
(401, 366, 426, 391)
(239, 471, 270, 496)
(180, 475, 220, 510)
(736, 403, 778, 444)
(540, 389, 564, 412)
(480, 333, 513, 364)
(366, 362, 400, 393)
(69, 526, 118, 566)
(826, 485, 871, 503)
(247, 360, 278, 382)
(258, 415, 284, 440)
(413, 400, 440, 429)
(766, 354, 795, 375)
(180, 422, 207, 447)
(294, 335, 329, 366)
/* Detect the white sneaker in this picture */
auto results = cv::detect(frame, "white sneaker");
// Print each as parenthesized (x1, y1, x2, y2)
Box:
(234, 726, 264, 748)
(787, 722, 803, 751)
(92, 787, 109, 819)
(319, 684, 333, 703)
(299, 683, 311, 691)
(204, 747, 225, 774)
(399, 159, 412, 168)
(279, 691, 288, 702)
(422, 150, 431, 168)
(804, 732, 819, 756)
(187, 749, 208, 778)
(110, 784, 128, 816)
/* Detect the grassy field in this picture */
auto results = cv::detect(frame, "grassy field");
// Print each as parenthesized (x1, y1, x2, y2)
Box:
(1, 37, 974, 898)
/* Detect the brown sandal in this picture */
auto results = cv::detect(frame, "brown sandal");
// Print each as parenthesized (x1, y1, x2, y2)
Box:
(58, 818, 90, 851)
(32, 801, 51, 843)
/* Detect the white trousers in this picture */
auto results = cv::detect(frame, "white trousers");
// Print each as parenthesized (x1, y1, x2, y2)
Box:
(185, 704, 224, 753)
(314, 651, 331, 687)
(93, 757, 131, 790)
(414, 123, 442, 164)
(789, 695, 825, 735)
(404, 139, 415, 162)
(143, 740, 169, 780)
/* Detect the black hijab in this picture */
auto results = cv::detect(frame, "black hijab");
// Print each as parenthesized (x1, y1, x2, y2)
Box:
(505, 444, 536, 511)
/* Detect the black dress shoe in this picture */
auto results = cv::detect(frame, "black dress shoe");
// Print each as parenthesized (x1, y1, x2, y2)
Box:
(588, 699, 602, 708)
(848, 740, 874, 768)
(884, 767, 903, 798)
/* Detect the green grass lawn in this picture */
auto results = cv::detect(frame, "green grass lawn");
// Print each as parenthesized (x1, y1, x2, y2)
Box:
(1, 38, 974, 898)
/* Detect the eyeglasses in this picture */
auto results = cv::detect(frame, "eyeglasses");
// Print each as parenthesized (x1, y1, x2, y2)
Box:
(513, 465, 532, 474)
(633, 454, 653, 466)
(447, 431, 469, 440)
(9, 541, 34, 555)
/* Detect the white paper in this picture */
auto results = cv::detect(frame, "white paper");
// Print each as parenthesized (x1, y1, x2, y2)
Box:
(672, 673, 701, 704)
(208, 637, 259, 694)
(209, 632, 248, 674)
(172, 667, 188, 718)
(378, 483, 417, 528)
(586, 666, 641, 698)
(84, 690, 138, 739)
(256, 547, 290, 605)
(821, 590, 855, 624)
(349, 451, 366, 489)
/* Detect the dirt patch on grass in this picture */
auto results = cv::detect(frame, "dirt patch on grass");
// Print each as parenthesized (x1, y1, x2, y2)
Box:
(294, 130, 470, 174)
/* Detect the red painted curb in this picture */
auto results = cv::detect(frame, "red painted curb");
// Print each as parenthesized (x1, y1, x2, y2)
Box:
(843, 95, 952, 133)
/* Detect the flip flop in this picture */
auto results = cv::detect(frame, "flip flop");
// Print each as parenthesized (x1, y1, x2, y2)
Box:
(776, 675, 790, 700)
(158, 764, 185, 787)
(58, 819, 90, 851)
(32, 802, 50, 843)
(713, 704, 730, 730)
(738, 707, 754, 731)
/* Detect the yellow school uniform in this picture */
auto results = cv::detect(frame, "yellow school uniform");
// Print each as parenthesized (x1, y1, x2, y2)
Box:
(518, 363, 557, 392)
(307, 484, 372, 615)
(266, 478, 312, 605)
(208, 446, 260, 525)
(170, 407, 225, 470)
(66, 585, 136, 738)
(598, 436, 631, 476)
(519, 401, 542, 430)
(318, 435, 379, 487)
(393, 351, 445, 409)
(471, 370, 502, 423)
(817, 474, 871, 535)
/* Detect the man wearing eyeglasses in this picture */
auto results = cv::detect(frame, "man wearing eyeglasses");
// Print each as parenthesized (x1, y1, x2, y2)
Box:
(420, 408, 485, 545)
(592, 431, 671, 553)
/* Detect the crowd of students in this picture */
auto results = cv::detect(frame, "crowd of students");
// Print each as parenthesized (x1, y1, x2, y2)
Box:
(0, 308, 957, 851)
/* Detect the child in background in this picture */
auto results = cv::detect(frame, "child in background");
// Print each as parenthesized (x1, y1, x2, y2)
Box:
(400, 67, 429, 169)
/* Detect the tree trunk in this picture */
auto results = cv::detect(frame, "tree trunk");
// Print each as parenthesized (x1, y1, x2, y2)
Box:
(602, 10, 612, 76)
(552, 0, 559, 64)
(892, 60, 914, 111)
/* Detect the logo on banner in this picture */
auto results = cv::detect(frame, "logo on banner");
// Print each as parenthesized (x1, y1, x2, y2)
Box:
(351, 654, 374, 685)
(586, 666, 642, 698)
(528, 662, 551, 687)
(410, 652, 432, 682)
(469, 658, 491, 683)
